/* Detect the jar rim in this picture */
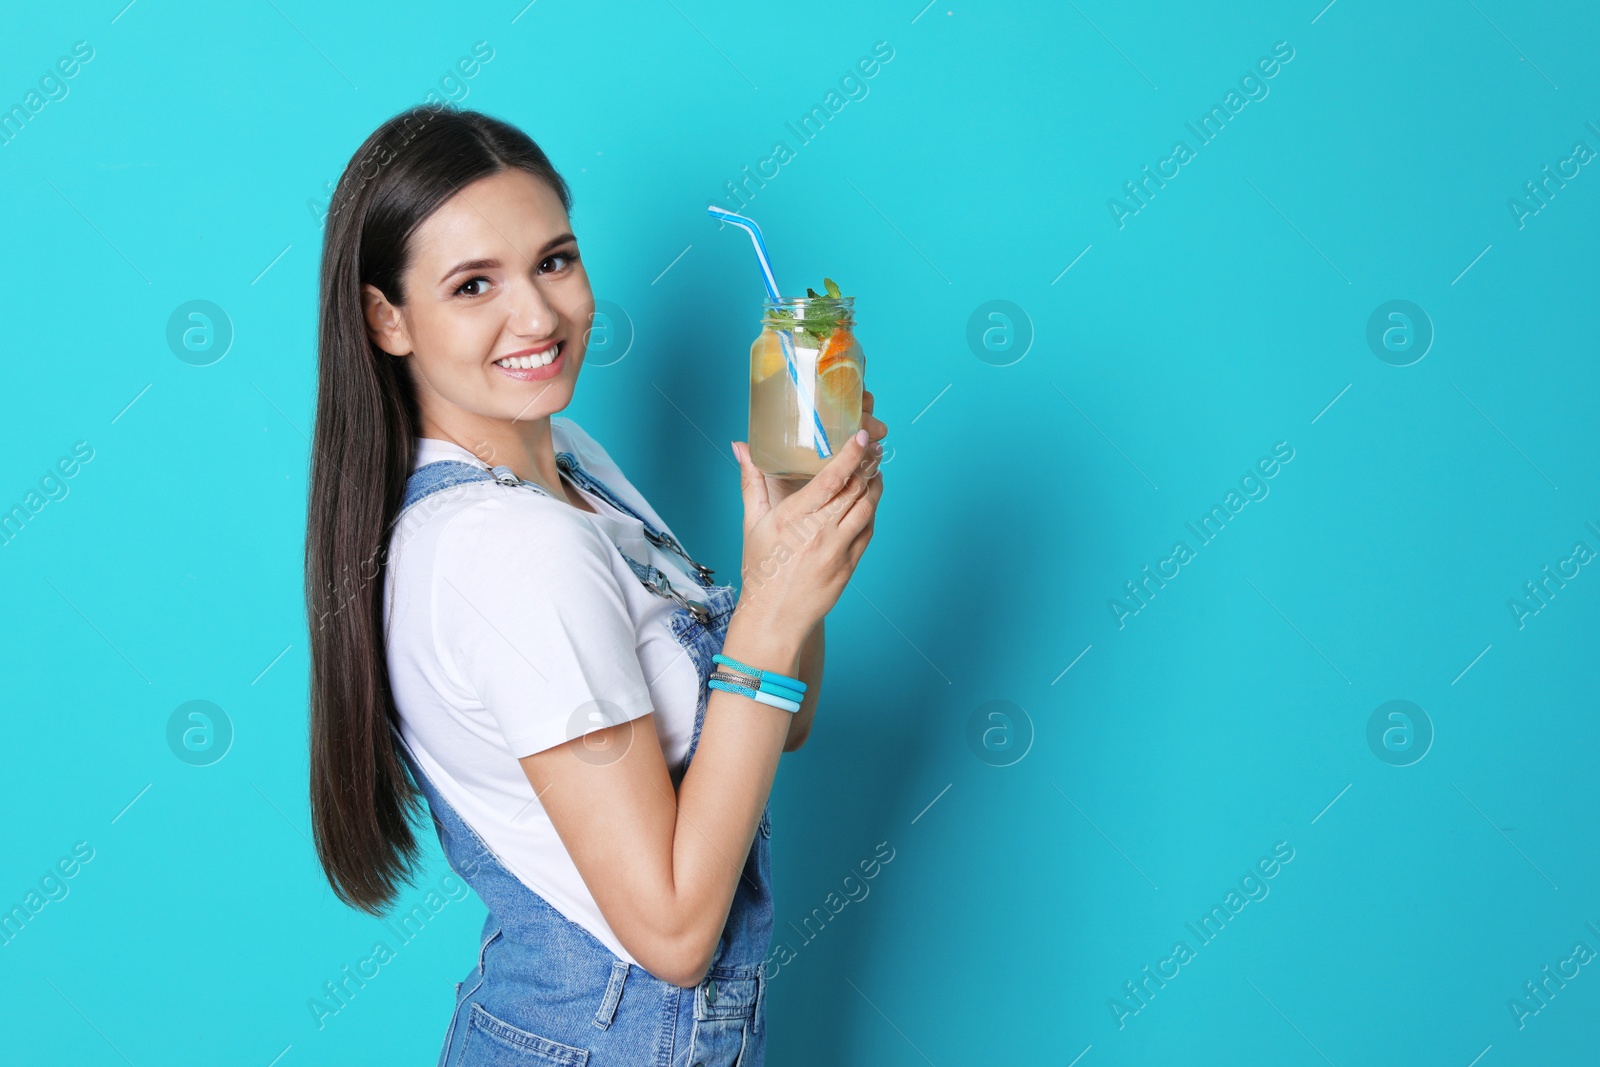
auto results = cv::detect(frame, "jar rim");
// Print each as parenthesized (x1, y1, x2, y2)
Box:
(761, 295, 855, 308)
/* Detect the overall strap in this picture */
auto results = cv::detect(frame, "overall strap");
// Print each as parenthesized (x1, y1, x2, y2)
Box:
(555, 452, 716, 588)
(402, 459, 516, 512)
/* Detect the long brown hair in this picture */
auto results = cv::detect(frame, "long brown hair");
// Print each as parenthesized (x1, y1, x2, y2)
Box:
(306, 105, 573, 913)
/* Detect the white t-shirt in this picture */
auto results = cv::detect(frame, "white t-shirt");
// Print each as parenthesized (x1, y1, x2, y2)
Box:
(382, 415, 708, 965)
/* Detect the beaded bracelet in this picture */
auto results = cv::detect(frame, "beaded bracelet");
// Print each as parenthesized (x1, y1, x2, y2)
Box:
(712, 653, 806, 693)
(711, 668, 805, 705)
(708, 676, 801, 713)
(711, 666, 804, 700)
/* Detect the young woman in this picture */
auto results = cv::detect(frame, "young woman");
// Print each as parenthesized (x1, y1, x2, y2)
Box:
(304, 105, 887, 1066)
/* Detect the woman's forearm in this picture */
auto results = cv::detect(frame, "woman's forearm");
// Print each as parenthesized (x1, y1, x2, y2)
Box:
(783, 618, 823, 751)
(661, 616, 819, 979)
(661, 609, 803, 984)
(664, 618, 819, 981)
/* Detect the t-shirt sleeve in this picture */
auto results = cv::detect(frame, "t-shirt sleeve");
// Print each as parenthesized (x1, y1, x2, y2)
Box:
(433, 493, 656, 758)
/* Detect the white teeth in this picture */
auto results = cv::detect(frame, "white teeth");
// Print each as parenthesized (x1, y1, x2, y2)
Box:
(497, 343, 559, 370)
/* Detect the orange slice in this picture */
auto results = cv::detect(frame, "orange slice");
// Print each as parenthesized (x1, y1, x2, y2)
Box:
(818, 355, 863, 404)
(816, 328, 861, 399)
(750, 329, 785, 383)
(821, 328, 857, 364)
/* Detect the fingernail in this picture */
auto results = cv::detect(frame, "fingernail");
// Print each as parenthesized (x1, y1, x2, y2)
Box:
(855, 429, 869, 446)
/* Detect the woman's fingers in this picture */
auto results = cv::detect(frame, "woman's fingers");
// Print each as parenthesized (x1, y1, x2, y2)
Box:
(731, 441, 771, 527)
(847, 516, 874, 566)
(837, 461, 883, 541)
(813, 447, 879, 544)
(789, 429, 873, 518)
(860, 391, 886, 442)
(831, 451, 878, 520)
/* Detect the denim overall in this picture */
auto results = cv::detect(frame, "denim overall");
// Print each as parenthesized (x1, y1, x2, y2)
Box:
(393, 449, 774, 1066)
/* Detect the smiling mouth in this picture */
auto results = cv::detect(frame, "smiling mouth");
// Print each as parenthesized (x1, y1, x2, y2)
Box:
(494, 342, 561, 369)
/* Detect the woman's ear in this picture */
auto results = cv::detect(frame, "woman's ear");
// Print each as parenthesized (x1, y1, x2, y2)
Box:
(361, 283, 412, 356)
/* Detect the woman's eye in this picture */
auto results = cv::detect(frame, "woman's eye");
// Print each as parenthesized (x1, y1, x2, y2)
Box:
(456, 276, 490, 297)
(539, 250, 577, 274)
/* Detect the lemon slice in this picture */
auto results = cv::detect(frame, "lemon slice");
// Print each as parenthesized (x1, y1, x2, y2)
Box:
(750, 329, 785, 383)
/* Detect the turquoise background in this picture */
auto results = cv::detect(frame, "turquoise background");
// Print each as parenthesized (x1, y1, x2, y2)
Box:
(2, 0, 1597, 1063)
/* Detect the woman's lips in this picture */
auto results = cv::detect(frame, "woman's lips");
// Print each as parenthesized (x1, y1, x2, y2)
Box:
(493, 342, 564, 381)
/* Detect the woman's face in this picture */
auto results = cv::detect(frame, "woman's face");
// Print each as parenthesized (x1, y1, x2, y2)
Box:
(362, 167, 593, 436)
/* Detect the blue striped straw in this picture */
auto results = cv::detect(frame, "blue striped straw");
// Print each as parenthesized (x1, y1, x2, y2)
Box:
(707, 204, 832, 458)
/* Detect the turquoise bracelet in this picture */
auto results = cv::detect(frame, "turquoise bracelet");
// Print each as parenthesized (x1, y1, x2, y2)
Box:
(708, 677, 801, 713)
(758, 679, 805, 703)
(708, 674, 801, 711)
(712, 653, 806, 693)
(712, 668, 804, 704)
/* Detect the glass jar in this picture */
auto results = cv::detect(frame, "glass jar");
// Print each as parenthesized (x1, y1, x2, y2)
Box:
(747, 295, 865, 480)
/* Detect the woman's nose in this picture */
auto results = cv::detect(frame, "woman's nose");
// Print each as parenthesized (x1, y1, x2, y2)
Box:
(507, 279, 558, 338)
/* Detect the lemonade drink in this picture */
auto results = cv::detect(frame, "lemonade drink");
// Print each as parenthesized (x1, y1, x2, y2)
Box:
(748, 280, 865, 480)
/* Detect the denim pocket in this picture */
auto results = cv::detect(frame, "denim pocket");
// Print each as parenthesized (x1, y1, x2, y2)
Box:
(439, 930, 501, 1066)
(688, 973, 759, 1065)
(459, 1002, 590, 1065)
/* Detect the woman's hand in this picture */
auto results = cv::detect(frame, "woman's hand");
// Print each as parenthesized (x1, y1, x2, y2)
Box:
(731, 421, 884, 647)
(763, 390, 888, 507)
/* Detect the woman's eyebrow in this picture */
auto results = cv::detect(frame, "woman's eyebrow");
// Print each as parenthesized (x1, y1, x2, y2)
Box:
(437, 234, 578, 286)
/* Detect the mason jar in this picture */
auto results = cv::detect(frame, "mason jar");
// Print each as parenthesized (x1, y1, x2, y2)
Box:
(747, 295, 865, 480)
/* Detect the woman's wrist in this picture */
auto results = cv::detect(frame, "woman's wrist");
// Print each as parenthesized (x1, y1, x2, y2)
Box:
(722, 605, 807, 681)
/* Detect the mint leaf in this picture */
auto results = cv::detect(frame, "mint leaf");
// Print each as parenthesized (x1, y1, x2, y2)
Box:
(767, 278, 851, 347)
